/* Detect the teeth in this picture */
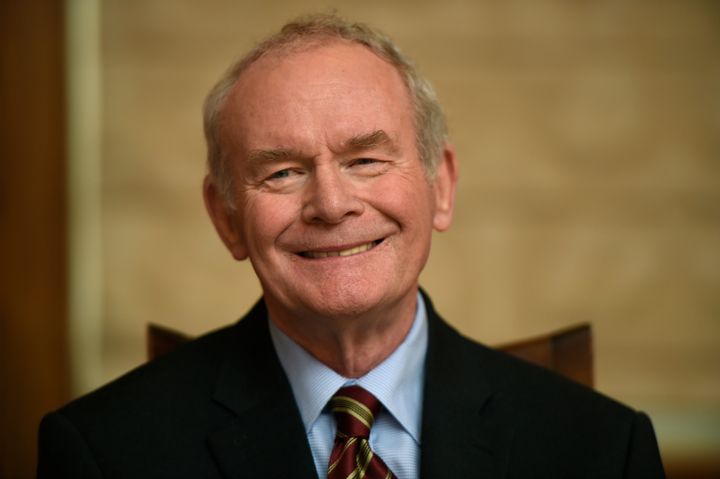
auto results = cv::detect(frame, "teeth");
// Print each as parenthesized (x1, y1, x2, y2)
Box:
(339, 243, 372, 257)
(305, 242, 374, 259)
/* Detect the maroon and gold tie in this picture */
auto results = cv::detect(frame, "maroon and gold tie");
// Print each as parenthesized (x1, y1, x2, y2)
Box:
(327, 385, 396, 479)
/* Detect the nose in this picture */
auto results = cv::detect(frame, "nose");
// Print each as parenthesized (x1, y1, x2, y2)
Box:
(301, 164, 364, 224)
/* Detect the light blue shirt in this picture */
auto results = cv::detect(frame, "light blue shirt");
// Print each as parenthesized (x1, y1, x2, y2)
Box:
(268, 292, 428, 479)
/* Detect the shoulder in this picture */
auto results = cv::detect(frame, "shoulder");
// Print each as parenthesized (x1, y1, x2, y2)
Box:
(58, 322, 238, 422)
(422, 294, 634, 421)
(429, 313, 636, 424)
(423, 298, 663, 476)
(38, 306, 274, 477)
(55, 300, 270, 423)
(38, 323, 238, 477)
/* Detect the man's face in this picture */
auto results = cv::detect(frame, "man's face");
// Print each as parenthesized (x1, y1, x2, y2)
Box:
(206, 41, 456, 322)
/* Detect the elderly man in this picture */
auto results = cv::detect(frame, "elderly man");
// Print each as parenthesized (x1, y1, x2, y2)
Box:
(38, 14, 664, 479)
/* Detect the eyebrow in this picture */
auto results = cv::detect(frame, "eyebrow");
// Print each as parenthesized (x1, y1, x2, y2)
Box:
(245, 129, 399, 166)
(246, 147, 303, 165)
(344, 129, 399, 155)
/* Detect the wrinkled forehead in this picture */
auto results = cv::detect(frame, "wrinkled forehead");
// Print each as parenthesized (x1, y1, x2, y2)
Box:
(219, 40, 416, 157)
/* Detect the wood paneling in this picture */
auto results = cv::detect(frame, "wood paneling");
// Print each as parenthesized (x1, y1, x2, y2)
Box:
(666, 460, 720, 479)
(0, 1, 70, 477)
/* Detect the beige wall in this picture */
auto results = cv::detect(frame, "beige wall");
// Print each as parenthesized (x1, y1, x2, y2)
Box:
(77, 0, 719, 464)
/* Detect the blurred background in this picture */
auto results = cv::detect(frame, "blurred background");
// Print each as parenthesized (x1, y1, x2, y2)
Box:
(1, 0, 719, 477)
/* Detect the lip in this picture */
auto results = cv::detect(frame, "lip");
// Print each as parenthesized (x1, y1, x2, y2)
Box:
(296, 238, 385, 259)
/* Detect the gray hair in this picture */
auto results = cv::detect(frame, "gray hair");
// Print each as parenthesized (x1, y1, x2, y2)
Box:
(203, 13, 448, 203)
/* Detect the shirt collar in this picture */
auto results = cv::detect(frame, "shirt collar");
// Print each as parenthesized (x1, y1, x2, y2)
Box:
(268, 291, 428, 444)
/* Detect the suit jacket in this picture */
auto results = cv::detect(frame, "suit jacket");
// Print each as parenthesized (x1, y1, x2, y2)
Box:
(38, 294, 665, 478)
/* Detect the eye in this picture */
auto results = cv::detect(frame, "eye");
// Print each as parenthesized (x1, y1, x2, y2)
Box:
(259, 165, 307, 191)
(350, 158, 378, 167)
(347, 157, 389, 177)
(266, 168, 298, 181)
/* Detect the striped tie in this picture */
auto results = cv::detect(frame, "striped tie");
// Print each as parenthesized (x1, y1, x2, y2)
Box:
(327, 385, 396, 479)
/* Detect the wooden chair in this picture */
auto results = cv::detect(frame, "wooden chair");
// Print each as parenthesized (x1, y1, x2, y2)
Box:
(147, 322, 593, 388)
(146, 323, 191, 361)
(496, 323, 593, 388)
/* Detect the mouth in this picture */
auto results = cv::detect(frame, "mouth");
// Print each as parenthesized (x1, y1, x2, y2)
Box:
(299, 239, 384, 259)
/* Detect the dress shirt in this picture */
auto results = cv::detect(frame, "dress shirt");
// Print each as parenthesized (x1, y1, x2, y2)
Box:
(269, 291, 428, 479)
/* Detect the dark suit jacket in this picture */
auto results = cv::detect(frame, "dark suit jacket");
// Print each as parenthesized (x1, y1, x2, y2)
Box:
(38, 295, 665, 478)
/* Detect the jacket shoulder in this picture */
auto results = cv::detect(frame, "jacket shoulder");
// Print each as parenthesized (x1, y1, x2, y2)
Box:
(434, 316, 638, 424)
(60, 322, 238, 420)
(38, 318, 260, 478)
(424, 309, 664, 477)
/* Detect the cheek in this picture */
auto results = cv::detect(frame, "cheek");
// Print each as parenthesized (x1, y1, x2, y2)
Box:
(242, 194, 299, 250)
(368, 175, 435, 227)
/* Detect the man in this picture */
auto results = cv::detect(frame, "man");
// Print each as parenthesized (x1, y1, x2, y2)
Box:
(38, 14, 665, 478)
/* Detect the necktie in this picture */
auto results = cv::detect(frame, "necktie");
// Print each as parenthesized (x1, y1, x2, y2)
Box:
(327, 385, 396, 479)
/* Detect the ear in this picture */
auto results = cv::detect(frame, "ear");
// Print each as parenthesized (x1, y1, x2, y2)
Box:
(202, 175, 248, 261)
(431, 143, 458, 232)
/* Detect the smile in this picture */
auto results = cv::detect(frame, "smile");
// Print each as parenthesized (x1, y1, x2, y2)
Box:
(300, 239, 383, 259)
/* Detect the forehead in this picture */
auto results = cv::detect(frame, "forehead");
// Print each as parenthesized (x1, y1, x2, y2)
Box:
(220, 41, 415, 154)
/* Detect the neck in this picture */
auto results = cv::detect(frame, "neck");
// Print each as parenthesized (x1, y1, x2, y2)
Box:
(266, 292, 418, 378)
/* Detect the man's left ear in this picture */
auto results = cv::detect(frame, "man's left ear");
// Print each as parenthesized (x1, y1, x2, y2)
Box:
(432, 143, 458, 232)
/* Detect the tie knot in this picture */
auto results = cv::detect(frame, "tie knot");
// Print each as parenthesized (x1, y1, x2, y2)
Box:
(329, 385, 382, 439)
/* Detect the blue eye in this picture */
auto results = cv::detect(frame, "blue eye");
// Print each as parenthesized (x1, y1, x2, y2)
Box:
(268, 169, 292, 180)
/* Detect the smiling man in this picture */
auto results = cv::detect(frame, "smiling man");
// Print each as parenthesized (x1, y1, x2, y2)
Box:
(38, 14, 664, 479)
(203, 36, 455, 381)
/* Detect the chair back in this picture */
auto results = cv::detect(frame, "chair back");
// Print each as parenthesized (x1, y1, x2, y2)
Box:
(146, 323, 190, 360)
(497, 323, 593, 388)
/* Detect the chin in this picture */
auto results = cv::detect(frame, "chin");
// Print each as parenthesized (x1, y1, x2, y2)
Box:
(300, 282, 386, 319)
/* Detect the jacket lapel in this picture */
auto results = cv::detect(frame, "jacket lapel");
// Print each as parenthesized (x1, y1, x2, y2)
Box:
(420, 293, 516, 479)
(206, 301, 318, 479)
(204, 292, 516, 478)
